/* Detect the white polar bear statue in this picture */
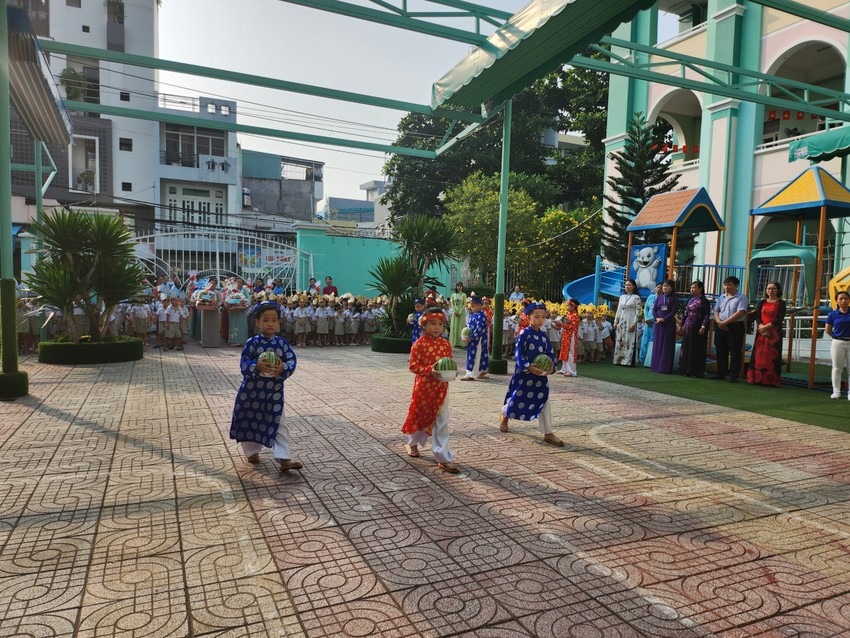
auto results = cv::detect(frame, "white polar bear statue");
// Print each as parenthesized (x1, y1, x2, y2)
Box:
(632, 246, 662, 290)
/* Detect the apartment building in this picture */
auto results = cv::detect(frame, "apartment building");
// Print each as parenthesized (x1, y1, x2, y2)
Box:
(10, 0, 240, 236)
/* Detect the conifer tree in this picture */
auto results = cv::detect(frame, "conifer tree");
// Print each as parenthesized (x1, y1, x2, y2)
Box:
(603, 113, 683, 263)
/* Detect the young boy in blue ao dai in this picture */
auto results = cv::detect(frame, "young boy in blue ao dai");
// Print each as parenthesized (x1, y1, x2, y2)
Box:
(460, 295, 489, 380)
(230, 301, 301, 472)
(407, 299, 426, 343)
(498, 302, 564, 447)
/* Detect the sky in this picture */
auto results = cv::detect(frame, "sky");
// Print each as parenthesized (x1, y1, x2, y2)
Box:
(157, 1, 677, 205)
(157, 0, 528, 204)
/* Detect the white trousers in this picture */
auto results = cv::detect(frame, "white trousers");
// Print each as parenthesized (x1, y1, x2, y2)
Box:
(407, 400, 453, 463)
(241, 420, 291, 460)
(561, 340, 577, 376)
(501, 399, 553, 435)
(465, 342, 483, 377)
(831, 339, 850, 396)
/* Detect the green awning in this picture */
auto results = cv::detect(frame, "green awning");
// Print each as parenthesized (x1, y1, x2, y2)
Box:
(432, 0, 657, 110)
(8, 6, 72, 145)
(788, 126, 850, 164)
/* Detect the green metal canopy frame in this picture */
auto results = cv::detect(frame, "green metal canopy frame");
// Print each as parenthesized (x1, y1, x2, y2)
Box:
(432, 0, 658, 110)
(1, 2, 71, 398)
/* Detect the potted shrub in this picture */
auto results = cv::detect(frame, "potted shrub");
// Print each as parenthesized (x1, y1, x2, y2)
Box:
(77, 169, 96, 192)
(106, 0, 125, 23)
(58, 67, 88, 102)
(368, 215, 461, 353)
(25, 209, 147, 363)
(369, 255, 418, 353)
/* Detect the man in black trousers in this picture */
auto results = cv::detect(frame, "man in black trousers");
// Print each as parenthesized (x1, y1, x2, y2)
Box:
(713, 276, 749, 382)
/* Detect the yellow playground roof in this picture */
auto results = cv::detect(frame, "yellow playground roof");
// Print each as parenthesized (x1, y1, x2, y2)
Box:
(752, 166, 850, 220)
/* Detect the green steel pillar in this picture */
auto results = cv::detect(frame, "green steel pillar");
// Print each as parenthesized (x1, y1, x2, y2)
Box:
(0, 0, 28, 398)
(489, 99, 511, 375)
(0, 0, 12, 280)
(34, 141, 46, 342)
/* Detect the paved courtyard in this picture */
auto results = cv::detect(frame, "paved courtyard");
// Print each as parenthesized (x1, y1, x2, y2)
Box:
(2, 343, 850, 637)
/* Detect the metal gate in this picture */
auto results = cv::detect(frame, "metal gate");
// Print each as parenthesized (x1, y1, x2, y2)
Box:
(133, 229, 312, 292)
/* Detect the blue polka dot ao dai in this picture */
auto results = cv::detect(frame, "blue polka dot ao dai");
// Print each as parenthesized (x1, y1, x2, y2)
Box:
(230, 334, 296, 447)
(503, 327, 554, 421)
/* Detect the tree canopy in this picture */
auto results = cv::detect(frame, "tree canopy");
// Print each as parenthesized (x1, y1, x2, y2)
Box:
(441, 172, 602, 298)
(540, 49, 611, 206)
(382, 55, 610, 219)
(603, 112, 682, 263)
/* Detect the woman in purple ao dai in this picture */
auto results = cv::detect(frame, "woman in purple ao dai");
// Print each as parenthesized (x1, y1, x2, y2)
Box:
(678, 280, 711, 377)
(650, 279, 679, 374)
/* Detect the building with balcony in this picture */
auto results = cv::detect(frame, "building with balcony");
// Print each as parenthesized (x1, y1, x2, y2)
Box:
(155, 95, 241, 233)
(605, 0, 849, 290)
(240, 151, 324, 231)
(9, 0, 245, 239)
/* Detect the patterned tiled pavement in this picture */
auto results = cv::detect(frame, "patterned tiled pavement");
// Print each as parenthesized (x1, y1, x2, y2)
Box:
(2, 343, 850, 637)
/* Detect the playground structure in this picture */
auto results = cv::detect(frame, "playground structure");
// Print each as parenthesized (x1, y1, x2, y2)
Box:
(561, 168, 850, 388)
(747, 165, 850, 389)
(830, 265, 850, 308)
(561, 256, 624, 306)
(564, 187, 731, 304)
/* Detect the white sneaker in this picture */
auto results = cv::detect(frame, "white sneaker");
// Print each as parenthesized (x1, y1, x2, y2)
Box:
(831, 393, 840, 399)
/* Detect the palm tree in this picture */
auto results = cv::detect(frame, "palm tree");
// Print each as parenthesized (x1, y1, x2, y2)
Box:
(26, 209, 147, 341)
(368, 255, 419, 337)
(392, 214, 462, 296)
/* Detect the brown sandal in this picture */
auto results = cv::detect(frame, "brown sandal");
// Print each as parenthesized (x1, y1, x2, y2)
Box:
(499, 416, 509, 433)
(404, 444, 420, 458)
(437, 462, 460, 474)
(246, 453, 261, 464)
(543, 433, 564, 447)
(278, 459, 303, 471)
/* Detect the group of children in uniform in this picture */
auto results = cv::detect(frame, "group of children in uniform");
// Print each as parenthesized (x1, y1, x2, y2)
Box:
(118, 297, 190, 350)
(275, 295, 384, 348)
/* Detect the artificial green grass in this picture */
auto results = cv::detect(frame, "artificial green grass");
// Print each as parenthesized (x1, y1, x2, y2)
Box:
(577, 360, 850, 433)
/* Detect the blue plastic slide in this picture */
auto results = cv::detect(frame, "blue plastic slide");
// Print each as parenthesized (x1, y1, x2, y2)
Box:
(562, 273, 596, 305)
(562, 257, 625, 304)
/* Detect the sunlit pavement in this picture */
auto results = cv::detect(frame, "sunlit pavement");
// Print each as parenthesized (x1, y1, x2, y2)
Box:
(2, 342, 850, 637)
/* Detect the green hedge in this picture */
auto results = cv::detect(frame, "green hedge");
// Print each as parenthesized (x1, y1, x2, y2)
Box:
(371, 334, 412, 354)
(38, 337, 144, 365)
